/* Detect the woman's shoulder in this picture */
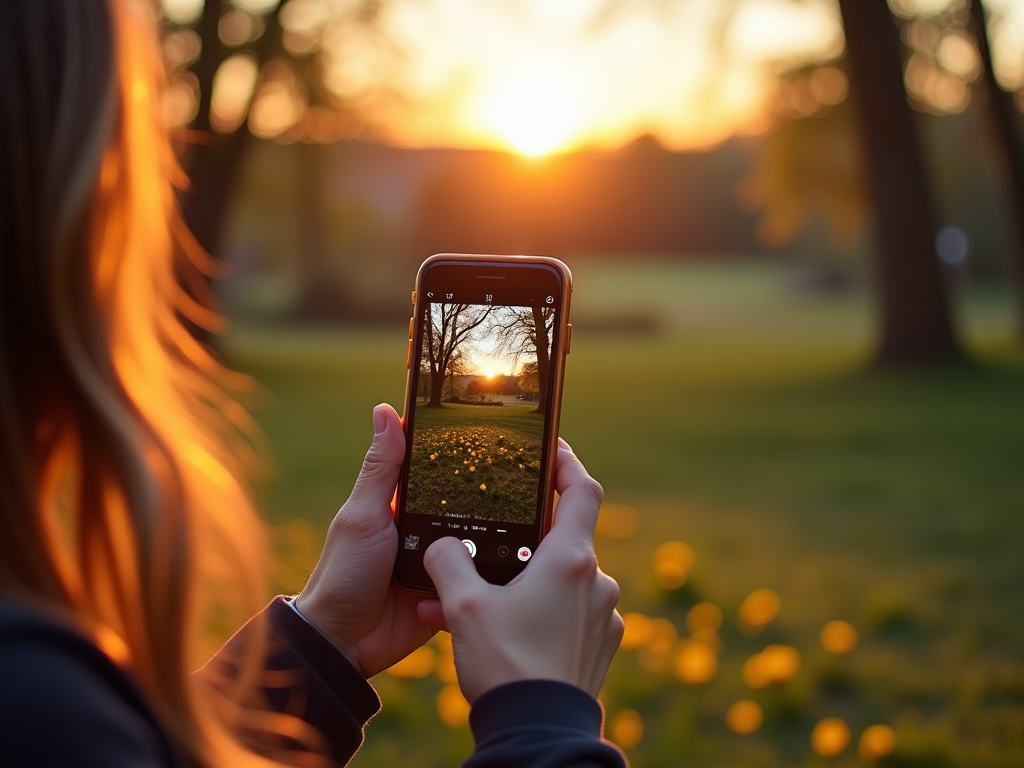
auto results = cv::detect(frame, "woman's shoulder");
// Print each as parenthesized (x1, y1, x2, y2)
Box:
(0, 600, 185, 768)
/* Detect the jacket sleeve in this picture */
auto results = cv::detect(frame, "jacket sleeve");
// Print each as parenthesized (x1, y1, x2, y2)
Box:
(464, 680, 628, 768)
(237, 599, 625, 768)
(206, 596, 381, 767)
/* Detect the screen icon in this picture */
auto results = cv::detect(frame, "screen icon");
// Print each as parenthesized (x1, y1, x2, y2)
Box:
(517, 546, 532, 562)
(462, 539, 477, 558)
(404, 535, 420, 550)
(497, 545, 509, 557)
(426, 291, 433, 298)
(545, 295, 554, 304)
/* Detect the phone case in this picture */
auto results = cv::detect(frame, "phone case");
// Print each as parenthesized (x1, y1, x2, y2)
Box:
(396, 253, 573, 593)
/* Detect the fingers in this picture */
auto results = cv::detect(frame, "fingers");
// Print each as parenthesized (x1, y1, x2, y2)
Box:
(423, 537, 487, 610)
(544, 439, 604, 551)
(415, 599, 448, 633)
(341, 404, 405, 533)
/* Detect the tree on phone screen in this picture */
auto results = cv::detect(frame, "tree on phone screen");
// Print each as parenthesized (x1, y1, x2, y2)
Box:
(491, 307, 555, 415)
(422, 304, 492, 407)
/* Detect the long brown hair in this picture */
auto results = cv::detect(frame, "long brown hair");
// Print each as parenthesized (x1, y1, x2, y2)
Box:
(0, 2, 319, 765)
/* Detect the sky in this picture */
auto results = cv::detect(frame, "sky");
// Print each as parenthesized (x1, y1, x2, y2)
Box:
(340, 0, 845, 152)
(163, 0, 1024, 155)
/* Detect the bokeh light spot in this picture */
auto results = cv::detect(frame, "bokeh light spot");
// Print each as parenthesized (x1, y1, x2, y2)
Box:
(738, 588, 780, 633)
(820, 620, 858, 654)
(687, 602, 724, 633)
(386, 646, 435, 678)
(674, 640, 718, 684)
(638, 618, 679, 672)
(210, 54, 259, 133)
(609, 709, 644, 749)
(432, 633, 458, 685)
(436, 684, 470, 727)
(859, 724, 896, 762)
(652, 541, 695, 589)
(811, 717, 851, 757)
(620, 612, 653, 651)
(742, 644, 800, 688)
(725, 699, 763, 734)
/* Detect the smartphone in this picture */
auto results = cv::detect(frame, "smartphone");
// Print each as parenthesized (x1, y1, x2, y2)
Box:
(393, 254, 573, 593)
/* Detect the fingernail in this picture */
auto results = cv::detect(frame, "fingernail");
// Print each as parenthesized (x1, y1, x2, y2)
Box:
(373, 406, 387, 436)
(558, 437, 573, 452)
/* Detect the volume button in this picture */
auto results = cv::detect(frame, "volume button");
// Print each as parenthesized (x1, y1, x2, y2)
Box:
(406, 339, 413, 369)
(408, 317, 414, 339)
(411, 290, 416, 306)
(566, 323, 573, 354)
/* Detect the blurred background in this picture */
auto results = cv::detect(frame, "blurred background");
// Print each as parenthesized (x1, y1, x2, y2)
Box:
(160, 0, 1024, 765)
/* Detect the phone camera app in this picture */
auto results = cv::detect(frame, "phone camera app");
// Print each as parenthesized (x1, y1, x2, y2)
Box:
(404, 535, 420, 550)
(517, 546, 532, 562)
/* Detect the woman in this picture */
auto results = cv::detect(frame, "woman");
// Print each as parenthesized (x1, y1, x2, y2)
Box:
(0, 1, 625, 766)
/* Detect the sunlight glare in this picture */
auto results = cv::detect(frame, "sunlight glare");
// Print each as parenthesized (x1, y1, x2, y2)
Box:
(478, 65, 586, 157)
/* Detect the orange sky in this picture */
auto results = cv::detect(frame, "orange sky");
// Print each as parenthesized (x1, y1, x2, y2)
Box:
(164, 0, 1024, 155)
(349, 0, 845, 153)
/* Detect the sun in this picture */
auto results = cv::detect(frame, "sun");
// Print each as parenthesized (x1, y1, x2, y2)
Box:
(477, 65, 586, 157)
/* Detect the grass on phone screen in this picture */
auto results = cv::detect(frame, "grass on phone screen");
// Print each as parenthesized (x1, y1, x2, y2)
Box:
(406, 402, 545, 525)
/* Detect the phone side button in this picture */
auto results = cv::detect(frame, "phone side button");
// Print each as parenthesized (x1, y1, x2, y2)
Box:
(408, 317, 414, 339)
(566, 323, 573, 354)
(411, 290, 416, 306)
(406, 339, 413, 369)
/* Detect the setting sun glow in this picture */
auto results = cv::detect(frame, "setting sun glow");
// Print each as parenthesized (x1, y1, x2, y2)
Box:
(477, 65, 587, 157)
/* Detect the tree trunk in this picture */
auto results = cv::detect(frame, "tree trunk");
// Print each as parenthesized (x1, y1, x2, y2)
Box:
(180, 1, 283, 258)
(532, 306, 550, 414)
(969, 0, 1024, 340)
(428, 369, 445, 407)
(837, 0, 960, 365)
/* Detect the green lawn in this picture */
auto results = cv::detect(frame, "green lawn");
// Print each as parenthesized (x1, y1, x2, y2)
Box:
(223, 261, 1024, 768)
(406, 403, 545, 523)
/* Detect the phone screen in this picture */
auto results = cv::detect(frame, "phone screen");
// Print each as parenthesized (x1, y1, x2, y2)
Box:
(394, 259, 567, 590)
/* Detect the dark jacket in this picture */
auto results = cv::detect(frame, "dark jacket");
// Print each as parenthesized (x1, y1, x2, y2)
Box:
(0, 597, 626, 767)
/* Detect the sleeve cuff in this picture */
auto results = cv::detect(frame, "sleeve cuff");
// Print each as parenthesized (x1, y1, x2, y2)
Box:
(266, 597, 380, 725)
(470, 679, 605, 741)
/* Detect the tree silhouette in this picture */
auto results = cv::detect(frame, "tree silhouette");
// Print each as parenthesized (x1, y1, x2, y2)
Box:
(422, 304, 492, 407)
(164, 0, 394, 268)
(837, 0, 960, 365)
(491, 306, 555, 414)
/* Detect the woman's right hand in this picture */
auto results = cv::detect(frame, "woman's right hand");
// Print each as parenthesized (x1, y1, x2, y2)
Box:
(418, 439, 623, 704)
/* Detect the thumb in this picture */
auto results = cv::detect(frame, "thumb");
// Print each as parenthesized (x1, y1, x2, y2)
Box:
(423, 537, 485, 605)
(347, 404, 405, 510)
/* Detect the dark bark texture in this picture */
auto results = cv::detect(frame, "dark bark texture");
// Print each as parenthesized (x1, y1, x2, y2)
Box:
(838, 0, 960, 365)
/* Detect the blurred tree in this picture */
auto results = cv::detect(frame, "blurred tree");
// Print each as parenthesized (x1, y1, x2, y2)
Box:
(968, 0, 1024, 337)
(738, 64, 866, 254)
(595, 0, 963, 364)
(837, 0, 960, 365)
(161, 0, 398, 310)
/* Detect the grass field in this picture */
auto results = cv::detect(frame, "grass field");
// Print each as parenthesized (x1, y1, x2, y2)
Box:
(406, 402, 545, 523)
(223, 260, 1024, 768)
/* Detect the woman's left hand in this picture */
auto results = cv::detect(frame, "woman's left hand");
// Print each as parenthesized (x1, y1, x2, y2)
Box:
(295, 403, 437, 678)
